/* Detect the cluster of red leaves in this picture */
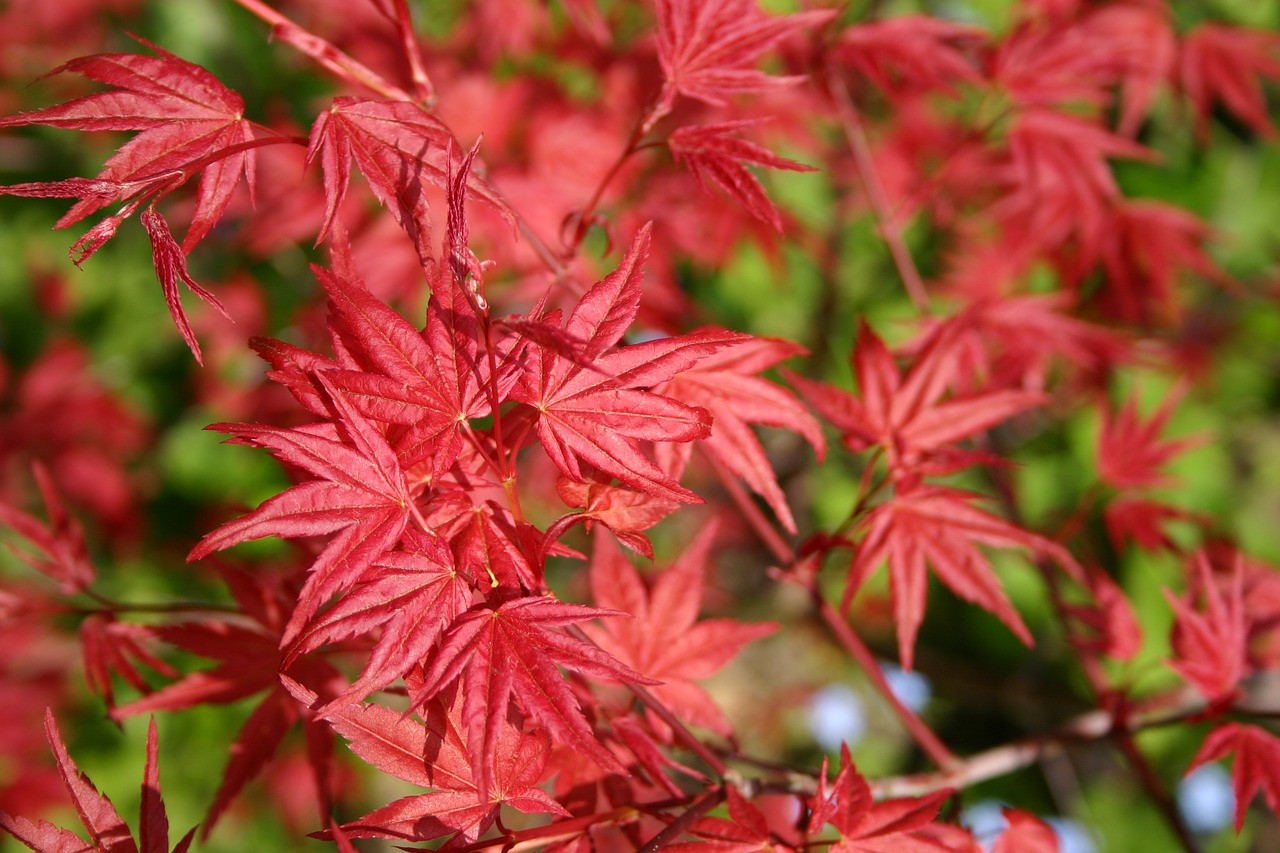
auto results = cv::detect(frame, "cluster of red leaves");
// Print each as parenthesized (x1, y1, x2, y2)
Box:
(1, 0, 1280, 851)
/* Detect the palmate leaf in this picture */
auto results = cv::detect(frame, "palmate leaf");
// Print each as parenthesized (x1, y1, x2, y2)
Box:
(0, 36, 254, 246)
(665, 787, 773, 852)
(188, 374, 412, 644)
(583, 528, 777, 736)
(788, 318, 1044, 478)
(107, 567, 341, 839)
(0, 39, 253, 362)
(293, 529, 474, 709)
(851, 485, 1080, 670)
(654, 336, 824, 533)
(1187, 723, 1280, 832)
(306, 97, 511, 264)
(414, 595, 654, 799)
(310, 260, 492, 478)
(668, 121, 817, 230)
(289, 680, 567, 846)
(1097, 382, 1204, 491)
(512, 225, 742, 502)
(0, 713, 195, 853)
(810, 745, 958, 852)
(1165, 554, 1248, 704)
(549, 477, 679, 560)
(655, 0, 833, 110)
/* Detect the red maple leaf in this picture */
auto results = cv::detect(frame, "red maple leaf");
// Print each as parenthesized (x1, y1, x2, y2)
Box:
(291, 528, 474, 708)
(654, 335, 825, 533)
(1097, 382, 1204, 491)
(0, 40, 260, 362)
(1165, 552, 1248, 704)
(1094, 200, 1225, 326)
(835, 15, 984, 98)
(1180, 24, 1280, 139)
(291, 681, 567, 847)
(654, 0, 832, 113)
(415, 595, 654, 798)
(666, 787, 781, 852)
(0, 711, 195, 853)
(1187, 722, 1280, 831)
(668, 121, 817, 230)
(548, 476, 679, 560)
(0, 464, 94, 593)
(851, 485, 1078, 669)
(511, 225, 741, 502)
(992, 809, 1061, 853)
(787, 317, 1045, 478)
(582, 526, 777, 736)
(306, 97, 510, 263)
(108, 567, 342, 837)
(188, 373, 413, 645)
(0, 37, 255, 248)
(809, 745, 958, 852)
(310, 262, 491, 478)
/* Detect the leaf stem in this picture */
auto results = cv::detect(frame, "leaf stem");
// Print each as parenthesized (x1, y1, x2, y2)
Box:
(81, 588, 240, 615)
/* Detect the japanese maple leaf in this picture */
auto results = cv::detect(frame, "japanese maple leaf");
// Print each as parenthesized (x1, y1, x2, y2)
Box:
(311, 262, 490, 478)
(511, 225, 741, 502)
(292, 682, 566, 846)
(992, 810, 1060, 853)
(0, 711, 195, 853)
(583, 527, 777, 736)
(107, 566, 342, 837)
(851, 485, 1078, 669)
(0, 37, 255, 248)
(809, 745, 957, 852)
(290, 528, 474, 708)
(188, 374, 413, 644)
(1187, 722, 1280, 831)
(1098, 383, 1204, 491)
(1180, 24, 1280, 139)
(787, 318, 1045, 478)
(1063, 568, 1142, 662)
(1005, 110, 1153, 259)
(414, 594, 653, 798)
(307, 97, 509, 264)
(0, 463, 94, 593)
(1095, 200, 1225, 326)
(1165, 553, 1247, 704)
(668, 121, 816, 230)
(654, 336, 824, 533)
(0, 40, 257, 362)
(666, 787, 779, 852)
(835, 15, 984, 98)
(654, 0, 833, 111)
(548, 476, 679, 559)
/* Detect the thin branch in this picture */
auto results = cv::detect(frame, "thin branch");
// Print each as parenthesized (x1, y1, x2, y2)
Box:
(706, 446, 958, 768)
(564, 625, 729, 778)
(390, 0, 435, 105)
(826, 69, 929, 311)
(231, 0, 413, 101)
(637, 788, 726, 853)
(813, 593, 961, 770)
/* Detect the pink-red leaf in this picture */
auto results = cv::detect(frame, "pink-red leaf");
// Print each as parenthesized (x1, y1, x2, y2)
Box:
(1187, 722, 1280, 831)
(669, 121, 816, 230)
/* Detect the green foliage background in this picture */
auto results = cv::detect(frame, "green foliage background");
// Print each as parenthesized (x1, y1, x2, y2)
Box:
(1, 1, 1279, 851)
